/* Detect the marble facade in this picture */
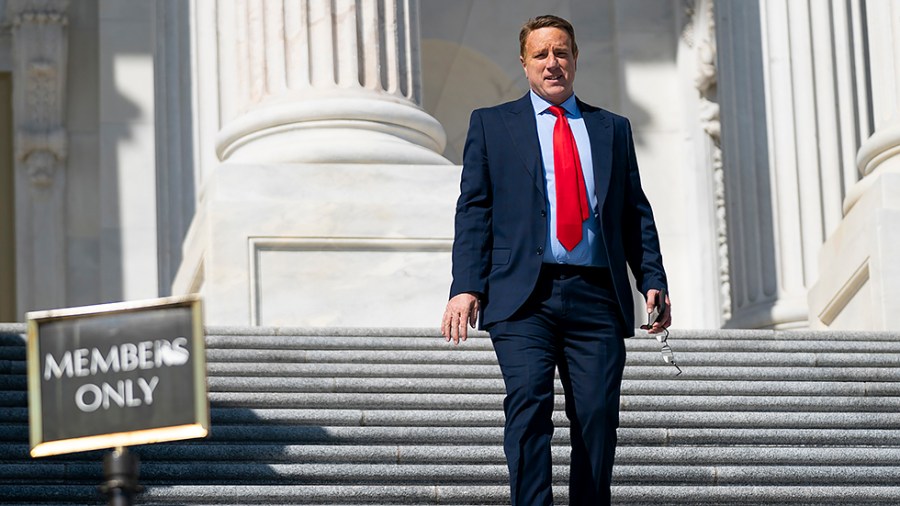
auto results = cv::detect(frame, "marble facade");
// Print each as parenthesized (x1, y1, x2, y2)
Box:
(0, 0, 896, 330)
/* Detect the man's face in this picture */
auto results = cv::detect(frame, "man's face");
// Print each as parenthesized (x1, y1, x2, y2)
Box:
(520, 27, 577, 105)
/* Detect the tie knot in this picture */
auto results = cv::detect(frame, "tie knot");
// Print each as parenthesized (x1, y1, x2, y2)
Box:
(548, 105, 566, 119)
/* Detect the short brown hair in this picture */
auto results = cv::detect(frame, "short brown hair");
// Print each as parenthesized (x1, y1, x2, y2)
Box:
(519, 15, 578, 58)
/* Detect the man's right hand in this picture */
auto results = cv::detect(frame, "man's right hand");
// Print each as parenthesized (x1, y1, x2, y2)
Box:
(641, 288, 672, 334)
(441, 293, 479, 345)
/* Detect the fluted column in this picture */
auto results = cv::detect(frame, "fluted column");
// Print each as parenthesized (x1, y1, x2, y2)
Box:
(213, 0, 448, 165)
(844, 0, 900, 210)
(717, 0, 869, 328)
(7, 0, 70, 315)
(810, 0, 900, 329)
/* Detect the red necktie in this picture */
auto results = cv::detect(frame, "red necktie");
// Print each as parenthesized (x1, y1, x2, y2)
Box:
(549, 105, 589, 251)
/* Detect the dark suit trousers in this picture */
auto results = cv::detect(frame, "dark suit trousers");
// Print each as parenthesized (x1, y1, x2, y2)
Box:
(488, 264, 627, 506)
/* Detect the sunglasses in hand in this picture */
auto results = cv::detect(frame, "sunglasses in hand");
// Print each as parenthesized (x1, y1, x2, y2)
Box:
(642, 289, 681, 376)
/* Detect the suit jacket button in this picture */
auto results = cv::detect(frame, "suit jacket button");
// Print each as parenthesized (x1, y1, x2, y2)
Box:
(540, 210, 547, 217)
(536, 246, 544, 255)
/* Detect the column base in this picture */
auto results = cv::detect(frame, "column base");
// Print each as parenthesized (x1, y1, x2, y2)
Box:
(216, 95, 451, 166)
(843, 122, 900, 213)
(809, 173, 900, 330)
(172, 162, 460, 327)
(724, 298, 809, 330)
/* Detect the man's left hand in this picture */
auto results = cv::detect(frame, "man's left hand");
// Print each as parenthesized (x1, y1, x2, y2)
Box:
(642, 289, 671, 334)
(441, 293, 479, 345)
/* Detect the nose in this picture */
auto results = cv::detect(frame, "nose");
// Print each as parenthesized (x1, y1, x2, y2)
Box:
(547, 54, 559, 68)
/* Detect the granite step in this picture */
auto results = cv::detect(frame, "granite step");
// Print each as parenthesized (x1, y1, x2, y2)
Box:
(5, 484, 900, 505)
(196, 392, 900, 411)
(9, 443, 900, 466)
(6, 424, 900, 447)
(204, 348, 900, 367)
(7, 405, 898, 429)
(214, 390, 900, 411)
(9, 461, 900, 486)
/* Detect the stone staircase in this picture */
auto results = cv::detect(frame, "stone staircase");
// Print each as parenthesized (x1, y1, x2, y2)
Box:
(2, 324, 900, 504)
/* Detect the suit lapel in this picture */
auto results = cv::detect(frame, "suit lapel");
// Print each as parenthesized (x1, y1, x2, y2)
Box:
(500, 94, 545, 198)
(579, 100, 613, 213)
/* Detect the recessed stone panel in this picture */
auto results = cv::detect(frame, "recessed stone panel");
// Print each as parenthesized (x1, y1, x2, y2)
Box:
(252, 238, 452, 327)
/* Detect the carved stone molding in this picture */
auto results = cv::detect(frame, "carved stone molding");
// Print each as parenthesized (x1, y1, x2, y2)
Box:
(685, 0, 731, 322)
(6, 0, 70, 313)
(7, 0, 69, 189)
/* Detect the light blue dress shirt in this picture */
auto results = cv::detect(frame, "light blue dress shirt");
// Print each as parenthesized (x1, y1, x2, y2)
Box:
(529, 91, 605, 267)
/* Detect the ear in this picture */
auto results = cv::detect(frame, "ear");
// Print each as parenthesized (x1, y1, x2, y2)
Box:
(520, 55, 526, 71)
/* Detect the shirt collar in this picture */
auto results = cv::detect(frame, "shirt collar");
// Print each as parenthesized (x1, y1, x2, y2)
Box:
(529, 90, 580, 118)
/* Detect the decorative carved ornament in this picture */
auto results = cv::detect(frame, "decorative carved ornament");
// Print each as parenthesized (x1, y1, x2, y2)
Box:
(684, 0, 731, 322)
(6, 0, 69, 188)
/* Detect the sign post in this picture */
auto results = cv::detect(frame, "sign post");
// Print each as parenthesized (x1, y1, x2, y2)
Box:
(99, 446, 141, 506)
(26, 295, 209, 504)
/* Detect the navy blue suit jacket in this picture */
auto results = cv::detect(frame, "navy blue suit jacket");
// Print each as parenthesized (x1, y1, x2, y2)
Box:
(449, 93, 667, 334)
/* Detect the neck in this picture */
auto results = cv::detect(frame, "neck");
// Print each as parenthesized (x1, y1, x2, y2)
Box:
(532, 90, 574, 106)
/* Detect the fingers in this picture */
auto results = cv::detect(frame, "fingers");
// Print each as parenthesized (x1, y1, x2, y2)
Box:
(661, 298, 672, 328)
(453, 303, 468, 344)
(650, 300, 672, 332)
(467, 299, 480, 330)
(450, 314, 460, 344)
(450, 308, 464, 344)
(644, 290, 672, 334)
(646, 289, 658, 313)
(441, 303, 456, 343)
(440, 309, 453, 341)
(441, 311, 466, 343)
(441, 295, 478, 345)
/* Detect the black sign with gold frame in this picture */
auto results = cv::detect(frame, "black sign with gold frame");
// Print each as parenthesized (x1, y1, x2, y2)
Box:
(27, 295, 208, 457)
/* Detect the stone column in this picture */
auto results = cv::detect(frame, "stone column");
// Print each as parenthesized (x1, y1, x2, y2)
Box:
(7, 0, 70, 315)
(843, 0, 900, 207)
(810, 0, 900, 329)
(173, 0, 457, 327)
(213, 0, 447, 165)
(716, 0, 868, 328)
